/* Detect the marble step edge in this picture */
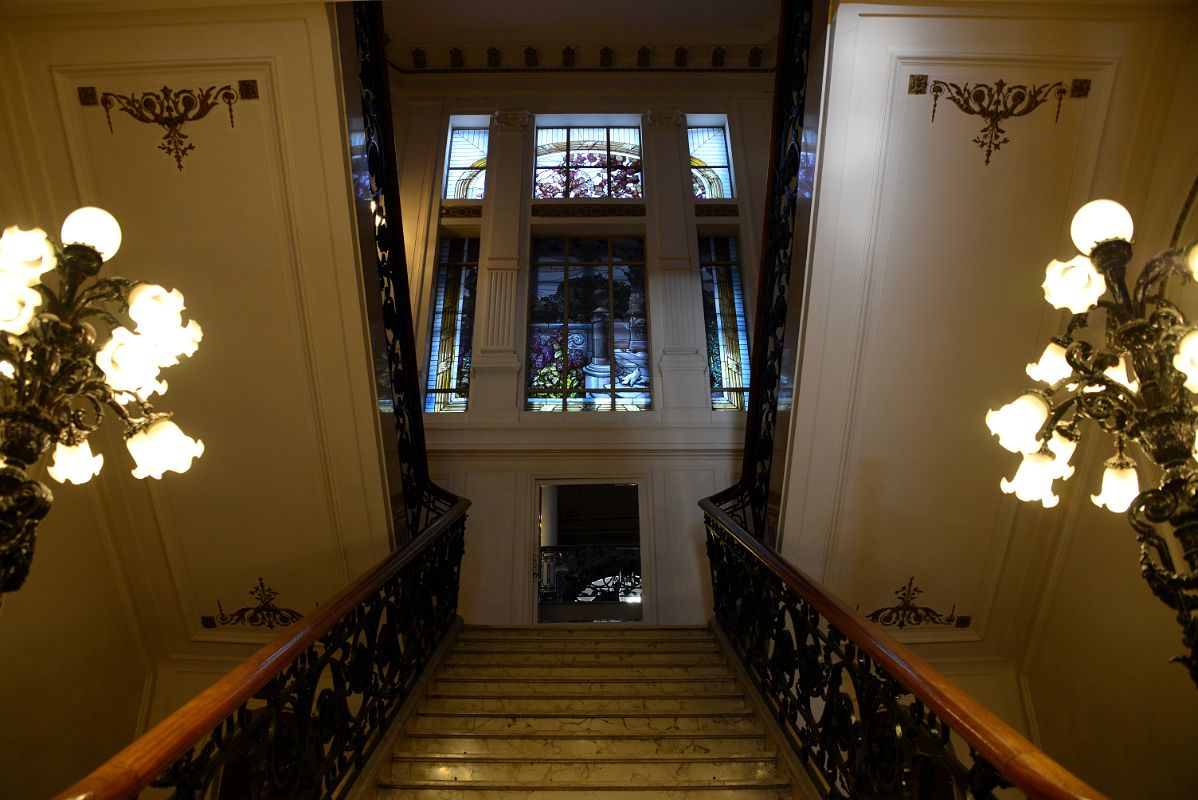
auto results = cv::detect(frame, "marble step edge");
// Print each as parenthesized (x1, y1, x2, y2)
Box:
(451, 646, 721, 654)
(398, 730, 767, 740)
(433, 676, 735, 684)
(413, 710, 755, 719)
(391, 753, 776, 764)
(378, 780, 791, 791)
(425, 692, 746, 700)
(444, 661, 731, 669)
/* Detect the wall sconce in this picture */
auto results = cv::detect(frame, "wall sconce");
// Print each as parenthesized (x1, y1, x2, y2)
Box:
(0, 207, 204, 596)
(986, 199, 1198, 687)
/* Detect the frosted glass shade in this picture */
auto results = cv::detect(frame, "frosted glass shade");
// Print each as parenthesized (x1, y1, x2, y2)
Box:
(0, 277, 43, 335)
(1042, 255, 1106, 314)
(1070, 199, 1134, 254)
(128, 283, 203, 366)
(47, 440, 104, 485)
(61, 206, 122, 261)
(1187, 244, 1198, 280)
(0, 226, 55, 286)
(985, 393, 1049, 454)
(1000, 451, 1060, 508)
(1174, 330, 1198, 393)
(1026, 342, 1072, 385)
(1091, 461, 1140, 513)
(95, 327, 167, 400)
(127, 419, 204, 479)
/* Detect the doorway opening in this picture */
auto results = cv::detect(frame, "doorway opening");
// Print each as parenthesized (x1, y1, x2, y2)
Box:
(537, 483, 642, 623)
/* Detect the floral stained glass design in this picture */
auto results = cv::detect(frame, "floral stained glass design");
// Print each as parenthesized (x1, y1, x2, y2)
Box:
(425, 238, 478, 412)
(444, 128, 489, 199)
(688, 126, 734, 199)
(527, 237, 650, 411)
(699, 236, 750, 409)
(534, 127, 643, 199)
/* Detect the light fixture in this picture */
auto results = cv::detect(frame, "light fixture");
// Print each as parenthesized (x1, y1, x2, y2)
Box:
(0, 207, 203, 595)
(987, 198, 1198, 687)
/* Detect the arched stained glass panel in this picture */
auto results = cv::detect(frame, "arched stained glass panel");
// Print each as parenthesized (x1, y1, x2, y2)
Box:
(688, 126, 734, 199)
(534, 127, 643, 199)
(444, 128, 489, 199)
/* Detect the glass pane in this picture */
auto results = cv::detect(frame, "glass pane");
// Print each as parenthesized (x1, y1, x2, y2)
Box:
(445, 129, 489, 199)
(425, 239, 479, 412)
(697, 237, 750, 411)
(688, 126, 733, 199)
(611, 237, 645, 264)
(534, 169, 568, 199)
(532, 237, 565, 264)
(570, 167, 607, 198)
(692, 166, 732, 199)
(533, 125, 642, 199)
(569, 237, 608, 264)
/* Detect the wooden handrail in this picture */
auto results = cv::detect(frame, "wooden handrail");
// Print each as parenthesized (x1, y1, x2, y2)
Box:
(56, 496, 470, 800)
(700, 497, 1105, 800)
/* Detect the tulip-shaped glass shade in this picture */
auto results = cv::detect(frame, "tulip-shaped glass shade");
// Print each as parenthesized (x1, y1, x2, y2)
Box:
(0, 277, 43, 335)
(1103, 355, 1139, 393)
(1026, 341, 1073, 385)
(1070, 199, 1134, 254)
(61, 206, 122, 261)
(1091, 456, 1140, 513)
(1042, 255, 1106, 314)
(46, 440, 104, 485)
(986, 393, 1049, 453)
(1000, 450, 1060, 508)
(1174, 330, 1198, 393)
(95, 328, 167, 400)
(127, 284, 203, 366)
(1187, 243, 1198, 281)
(127, 419, 204, 479)
(0, 226, 55, 286)
(0, 360, 13, 379)
(1044, 431, 1077, 480)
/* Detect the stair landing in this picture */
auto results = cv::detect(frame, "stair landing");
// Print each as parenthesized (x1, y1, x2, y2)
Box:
(377, 625, 795, 799)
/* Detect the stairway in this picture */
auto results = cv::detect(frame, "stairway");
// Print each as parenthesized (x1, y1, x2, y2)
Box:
(376, 624, 794, 799)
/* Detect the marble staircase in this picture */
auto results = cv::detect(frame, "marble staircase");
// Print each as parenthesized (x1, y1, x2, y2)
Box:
(376, 624, 796, 799)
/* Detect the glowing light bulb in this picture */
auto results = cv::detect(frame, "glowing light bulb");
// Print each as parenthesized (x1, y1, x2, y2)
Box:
(94, 327, 167, 400)
(1042, 255, 1106, 314)
(1091, 457, 1140, 513)
(1174, 330, 1198, 393)
(1070, 199, 1134, 254)
(0, 276, 43, 335)
(985, 393, 1049, 454)
(46, 440, 104, 484)
(127, 419, 204, 479)
(127, 284, 203, 365)
(1186, 243, 1198, 280)
(1000, 450, 1060, 508)
(1026, 341, 1073, 385)
(61, 206, 122, 261)
(0, 226, 55, 286)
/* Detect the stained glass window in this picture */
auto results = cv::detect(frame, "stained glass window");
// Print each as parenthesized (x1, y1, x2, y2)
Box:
(425, 238, 478, 412)
(534, 127, 643, 199)
(688, 126, 734, 199)
(699, 236, 750, 409)
(444, 128, 489, 199)
(527, 237, 650, 411)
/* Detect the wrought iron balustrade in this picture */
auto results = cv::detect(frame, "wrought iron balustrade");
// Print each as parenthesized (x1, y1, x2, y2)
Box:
(537, 544, 642, 603)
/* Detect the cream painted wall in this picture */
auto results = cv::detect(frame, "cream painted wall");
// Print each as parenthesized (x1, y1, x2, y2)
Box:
(391, 73, 773, 625)
(780, 2, 1198, 795)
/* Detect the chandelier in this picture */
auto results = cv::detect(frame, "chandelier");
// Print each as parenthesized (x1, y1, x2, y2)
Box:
(986, 199, 1198, 687)
(0, 207, 204, 596)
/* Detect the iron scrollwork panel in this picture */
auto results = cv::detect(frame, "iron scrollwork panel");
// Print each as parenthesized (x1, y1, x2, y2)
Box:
(153, 508, 465, 799)
(704, 514, 1008, 799)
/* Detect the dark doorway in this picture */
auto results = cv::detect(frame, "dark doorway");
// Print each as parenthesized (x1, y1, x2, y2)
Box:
(537, 483, 642, 623)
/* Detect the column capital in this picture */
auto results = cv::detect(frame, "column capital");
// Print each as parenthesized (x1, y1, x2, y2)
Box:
(492, 109, 531, 133)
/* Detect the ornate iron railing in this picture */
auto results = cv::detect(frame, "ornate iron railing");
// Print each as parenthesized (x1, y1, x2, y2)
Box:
(57, 488, 468, 800)
(702, 499, 1101, 799)
(537, 544, 642, 603)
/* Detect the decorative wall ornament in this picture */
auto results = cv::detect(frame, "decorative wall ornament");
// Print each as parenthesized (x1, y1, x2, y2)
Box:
(918, 77, 1067, 165)
(99, 84, 246, 171)
(441, 205, 483, 218)
(695, 204, 739, 217)
(492, 109, 530, 133)
(531, 203, 645, 218)
(865, 577, 957, 629)
(215, 578, 303, 629)
(647, 109, 684, 130)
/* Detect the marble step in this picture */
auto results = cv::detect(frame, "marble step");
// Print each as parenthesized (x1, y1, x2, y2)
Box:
(422, 694, 748, 714)
(455, 638, 719, 652)
(377, 784, 790, 800)
(431, 678, 740, 696)
(395, 731, 769, 757)
(438, 664, 733, 679)
(461, 625, 713, 640)
(446, 650, 728, 666)
(409, 711, 759, 734)
(389, 753, 779, 783)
